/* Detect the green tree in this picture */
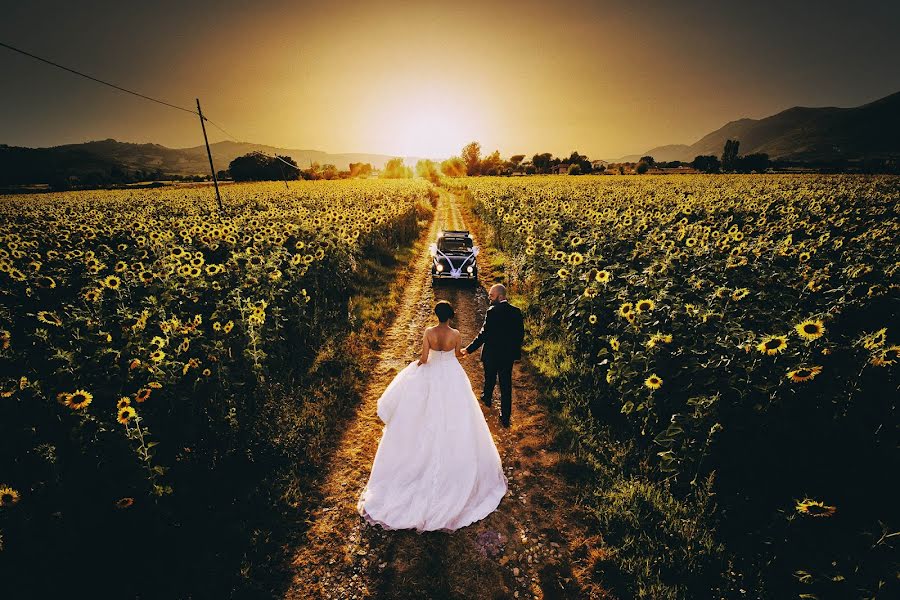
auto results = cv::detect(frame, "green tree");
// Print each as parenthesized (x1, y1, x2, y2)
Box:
(349, 162, 373, 178)
(480, 150, 502, 175)
(461, 141, 482, 176)
(416, 159, 441, 183)
(441, 156, 467, 177)
(721, 139, 740, 172)
(381, 157, 412, 179)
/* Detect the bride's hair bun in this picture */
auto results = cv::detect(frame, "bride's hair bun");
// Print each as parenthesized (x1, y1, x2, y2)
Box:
(434, 300, 454, 322)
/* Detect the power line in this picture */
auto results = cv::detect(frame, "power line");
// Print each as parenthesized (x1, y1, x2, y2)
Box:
(0, 40, 198, 116)
(1, 40, 301, 173)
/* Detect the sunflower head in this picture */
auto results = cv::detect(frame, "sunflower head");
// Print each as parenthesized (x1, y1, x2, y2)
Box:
(115, 497, 135, 509)
(117, 406, 137, 424)
(36, 311, 62, 327)
(618, 302, 633, 318)
(786, 365, 823, 383)
(795, 498, 836, 518)
(644, 374, 663, 390)
(0, 485, 20, 507)
(795, 319, 825, 341)
(757, 335, 788, 355)
(65, 389, 93, 410)
(635, 299, 655, 313)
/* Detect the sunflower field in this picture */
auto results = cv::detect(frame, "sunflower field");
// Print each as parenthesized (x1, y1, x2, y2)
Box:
(0, 179, 435, 595)
(455, 174, 899, 598)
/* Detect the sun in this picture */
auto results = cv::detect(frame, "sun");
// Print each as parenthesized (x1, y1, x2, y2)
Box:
(366, 84, 486, 159)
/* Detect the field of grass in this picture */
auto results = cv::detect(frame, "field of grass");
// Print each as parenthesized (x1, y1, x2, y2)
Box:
(0, 179, 436, 596)
(452, 174, 899, 599)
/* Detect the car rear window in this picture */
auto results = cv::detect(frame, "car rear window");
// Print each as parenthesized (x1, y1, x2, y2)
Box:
(438, 237, 472, 252)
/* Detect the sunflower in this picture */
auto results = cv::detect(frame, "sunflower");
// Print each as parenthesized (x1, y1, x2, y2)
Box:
(115, 497, 135, 509)
(0, 329, 9, 350)
(795, 319, 825, 341)
(223, 320, 234, 334)
(795, 498, 836, 518)
(757, 335, 788, 355)
(588, 314, 598, 325)
(117, 396, 131, 409)
(84, 287, 104, 302)
(609, 337, 620, 351)
(618, 302, 633, 318)
(646, 332, 673, 348)
(139, 270, 154, 283)
(786, 365, 823, 383)
(862, 328, 888, 350)
(150, 350, 166, 362)
(35, 275, 57, 288)
(114, 261, 128, 273)
(595, 270, 611, 283)
(731, 288, 750, 301)
(36, 311, 62, 326)
(117, 406, 137, 424)
(568, 252, 584, 266)
(135, 388, 151, 403)
(102, 275, 122, 290)
(644, 374, 663, 390)
(0, 485, 20, 507)
(65, 389, 93, 410)
(635, 299, 655, 313)
(870, 345, 900, 367)
(556, 267, 570, 279)
(202, 368, 212, 377)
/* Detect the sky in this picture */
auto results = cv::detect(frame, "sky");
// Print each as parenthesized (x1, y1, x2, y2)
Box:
(1, 0, 898, 160)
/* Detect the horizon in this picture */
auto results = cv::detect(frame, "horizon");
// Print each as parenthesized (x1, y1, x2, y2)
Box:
(2, 1, 899, 159)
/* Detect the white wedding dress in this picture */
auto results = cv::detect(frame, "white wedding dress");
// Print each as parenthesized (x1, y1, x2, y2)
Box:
(357, 348, 508, 533)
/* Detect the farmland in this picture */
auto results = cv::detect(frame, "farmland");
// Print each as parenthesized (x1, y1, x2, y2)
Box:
(0, 179, 436, 596)
(453, 174, 899, 598)
(0, 173, 897, 599)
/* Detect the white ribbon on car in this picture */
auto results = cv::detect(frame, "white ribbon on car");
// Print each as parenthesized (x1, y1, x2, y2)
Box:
(431, 245, 479, 278)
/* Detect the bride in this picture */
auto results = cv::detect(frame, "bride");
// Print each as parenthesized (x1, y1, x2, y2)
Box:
(357, 300, 508, 533)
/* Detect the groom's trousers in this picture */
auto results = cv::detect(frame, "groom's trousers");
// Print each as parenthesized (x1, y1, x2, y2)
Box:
(482, 359, 513, 419)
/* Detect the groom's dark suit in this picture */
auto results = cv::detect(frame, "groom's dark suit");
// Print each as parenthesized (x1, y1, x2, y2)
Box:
(466, 300, 525, 425)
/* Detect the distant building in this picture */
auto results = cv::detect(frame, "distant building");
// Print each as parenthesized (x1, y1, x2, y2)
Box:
(557, 163, 571, 175)
(591, 160, 609, 170)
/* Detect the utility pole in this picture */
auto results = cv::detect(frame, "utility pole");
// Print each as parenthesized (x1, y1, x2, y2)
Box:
(196, 98, 223, 213)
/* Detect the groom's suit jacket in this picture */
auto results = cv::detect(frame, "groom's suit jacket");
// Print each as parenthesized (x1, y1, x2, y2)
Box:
(466, 300, 525, 364)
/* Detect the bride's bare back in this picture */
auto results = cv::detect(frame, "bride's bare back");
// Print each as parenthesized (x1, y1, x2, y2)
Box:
(418, 323, 463, 364)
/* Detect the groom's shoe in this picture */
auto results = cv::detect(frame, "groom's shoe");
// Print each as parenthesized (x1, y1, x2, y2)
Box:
(480, 395, 492, 408)
(499, 415, 510, 428)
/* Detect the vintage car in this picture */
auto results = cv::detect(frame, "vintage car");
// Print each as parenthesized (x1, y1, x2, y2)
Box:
(430, 230, 479, 285)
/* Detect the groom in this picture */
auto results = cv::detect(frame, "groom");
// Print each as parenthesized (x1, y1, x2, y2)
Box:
(461, 284, 525, 428)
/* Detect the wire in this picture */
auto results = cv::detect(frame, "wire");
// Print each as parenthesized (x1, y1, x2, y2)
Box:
(1, 40, 301, 172)
(0, 40, 199, 116)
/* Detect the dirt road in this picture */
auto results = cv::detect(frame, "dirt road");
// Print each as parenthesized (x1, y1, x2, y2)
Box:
(285, 189, 593, 599)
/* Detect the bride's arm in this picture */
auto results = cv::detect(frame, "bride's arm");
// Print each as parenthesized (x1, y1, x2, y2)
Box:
(454, 330, 465, 359)
(417, 331, 430, 366)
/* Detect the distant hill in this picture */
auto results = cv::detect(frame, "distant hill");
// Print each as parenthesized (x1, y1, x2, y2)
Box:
(613, 90, 900, 163)
(0, 139, 430, 185)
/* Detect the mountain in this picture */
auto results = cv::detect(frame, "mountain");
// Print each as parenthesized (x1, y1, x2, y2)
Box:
(612, 90, 900, 163)
(0, 138, 431, 185)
